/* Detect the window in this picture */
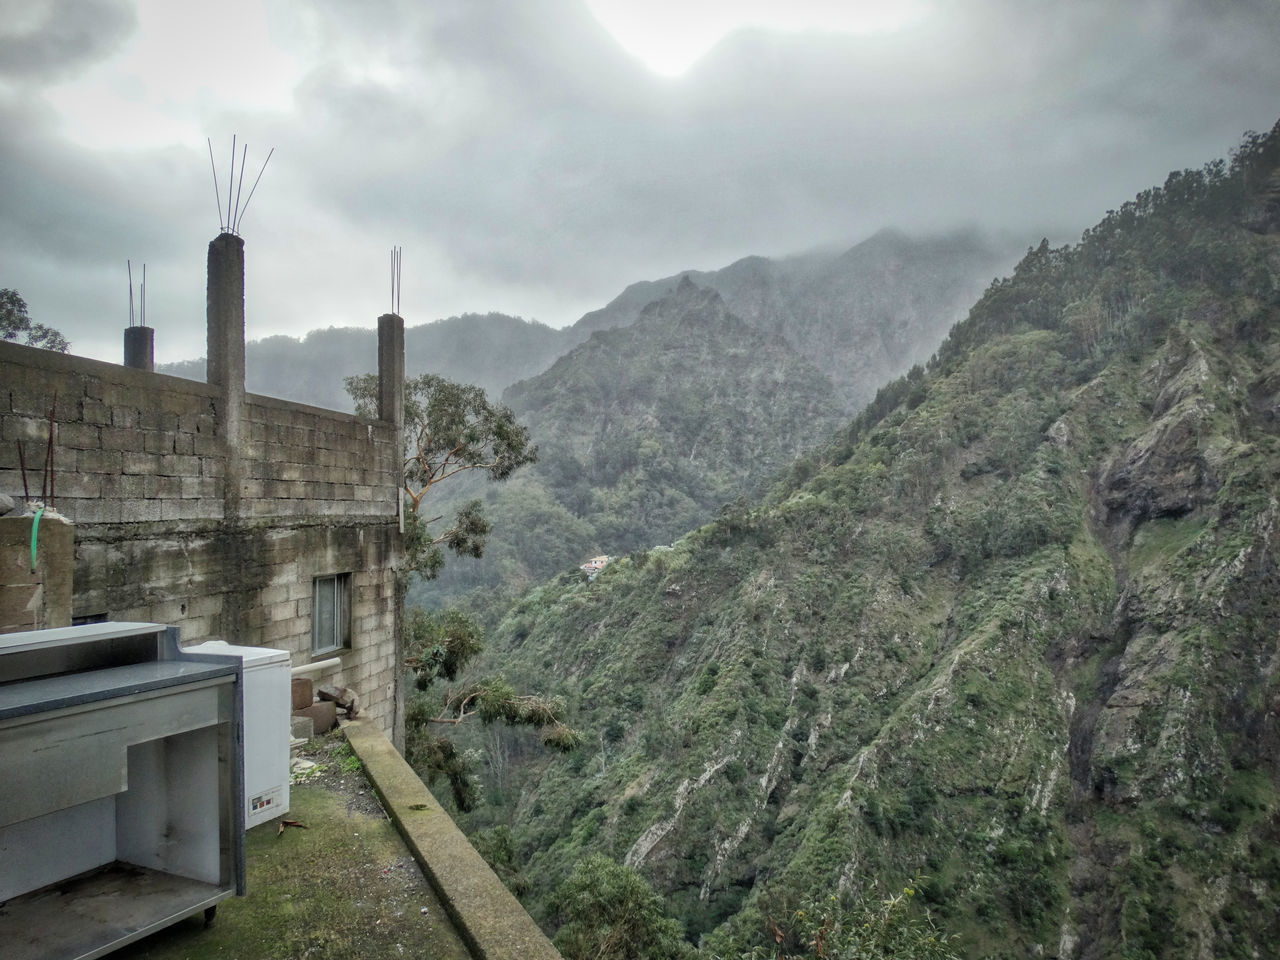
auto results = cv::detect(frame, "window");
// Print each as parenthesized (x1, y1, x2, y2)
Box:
(312, 573, 351, 655)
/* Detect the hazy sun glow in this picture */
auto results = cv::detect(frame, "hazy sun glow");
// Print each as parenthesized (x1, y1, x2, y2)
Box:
(584, 0, 931, 76)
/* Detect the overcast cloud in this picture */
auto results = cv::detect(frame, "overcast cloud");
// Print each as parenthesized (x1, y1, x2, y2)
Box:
(2, 0, 1278, 363)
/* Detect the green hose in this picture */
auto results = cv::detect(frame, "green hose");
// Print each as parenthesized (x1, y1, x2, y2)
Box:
(30, 505, 44, 573)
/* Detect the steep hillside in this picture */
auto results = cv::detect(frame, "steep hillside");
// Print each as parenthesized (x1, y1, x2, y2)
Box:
(418, 280, 847, 601)
(445, 124, 1280, 958)
(573, 228, 1015, 407)
(160, 312, 568, 410)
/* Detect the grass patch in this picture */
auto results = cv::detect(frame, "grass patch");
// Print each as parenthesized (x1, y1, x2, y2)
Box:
(113, 784, 470, 960)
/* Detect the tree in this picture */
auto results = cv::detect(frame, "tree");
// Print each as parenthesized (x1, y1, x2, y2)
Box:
(746, 884, 961, 960)
(346, 373, 572, 810)
(1, 289, 70, 352)
(552, 855, 693, 960)
(401, 607, 579, 810)
(345, 372, 537, 578)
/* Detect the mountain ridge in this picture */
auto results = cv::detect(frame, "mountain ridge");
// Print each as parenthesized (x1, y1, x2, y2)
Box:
(439, 121, 1280, 959)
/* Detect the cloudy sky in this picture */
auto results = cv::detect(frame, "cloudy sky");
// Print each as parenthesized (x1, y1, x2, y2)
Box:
(3, 0, 1279, 364)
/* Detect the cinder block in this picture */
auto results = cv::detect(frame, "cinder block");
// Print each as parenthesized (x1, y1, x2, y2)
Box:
(122, 451, 159, 475)
(143, 431, 172, 455)
(82, 400, 111, 425)
(159, 454, 200, 476)
(59, 422, 102, 449)
(102, 427, 145, 453)
(78, 448, 121, 473)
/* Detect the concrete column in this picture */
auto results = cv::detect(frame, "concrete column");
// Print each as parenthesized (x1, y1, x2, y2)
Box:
(123, 326, 154, 372)
(206, 233, 246, 521)
(377, 313, 405, 429)
(207, 233, 246, 417)
(378, 314, 406, 749)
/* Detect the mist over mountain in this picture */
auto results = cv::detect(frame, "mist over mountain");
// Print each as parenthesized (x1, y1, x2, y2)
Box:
(417, 278, 847, 602)
(438, 123, 1280, 958)
(574, 228, 1017, 407)
(159, 312, 568, 411)
(159, 228, 1011, 417)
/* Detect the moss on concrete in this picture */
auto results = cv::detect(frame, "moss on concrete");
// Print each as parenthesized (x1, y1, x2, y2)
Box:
(342, 719, 562, 960)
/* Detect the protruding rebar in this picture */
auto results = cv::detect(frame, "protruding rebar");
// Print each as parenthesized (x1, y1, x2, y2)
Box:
(128, 260, 134, 327)
(235, 147, 274, 233)
(227, 134, 236, 233)
(233, 143, 248, 232)
(208, 138, 224, 232)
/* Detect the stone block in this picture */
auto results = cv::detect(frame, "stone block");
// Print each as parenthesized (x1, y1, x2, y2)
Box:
(143, 430, 172, 455)
(122, 451, 159, 474)
(58, 422, 102, 450)
(292, 677, 313, 711)
(70, 499, 123, 523)
(144, 475, 183, 499)
(102, 427, 145, 453)
(120, 499, 164, 522)
(293, 701, 337, 735)
(82, 399, 111, 425)
(194, 434, 222, 457)
(101, 473, 145, 498)
(290, 714, 314, 740)
(159, 454, 201, 476)
(77, 448, 121, 473)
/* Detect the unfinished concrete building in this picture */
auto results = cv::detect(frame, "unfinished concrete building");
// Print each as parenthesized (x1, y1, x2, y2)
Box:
(0, 233, 407, 744)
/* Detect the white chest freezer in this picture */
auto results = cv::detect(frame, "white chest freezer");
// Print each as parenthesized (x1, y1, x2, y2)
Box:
(185, 640, 290, 829)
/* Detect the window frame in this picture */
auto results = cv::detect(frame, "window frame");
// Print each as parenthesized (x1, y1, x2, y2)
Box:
(311, 572, 352, 657)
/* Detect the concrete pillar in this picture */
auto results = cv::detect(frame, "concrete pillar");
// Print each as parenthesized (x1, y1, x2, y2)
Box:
(0, 514, 73, 633)
(207, 233, 246, 417)
(123, 326, 155, 372)
(377, 314, 406, 751)
(377, 313, 405, 429)
(206, 232, 245, 520)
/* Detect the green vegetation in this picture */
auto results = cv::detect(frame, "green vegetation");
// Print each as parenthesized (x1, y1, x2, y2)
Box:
(552, 855, 693, 960)
(431, 121, 1280, 958)
(346, 371, 538, 579)
(735, 885, 961, 960)
(1, 288, 69, 352)
(345, 373, 576, 810)
(415, 279, 849, 613)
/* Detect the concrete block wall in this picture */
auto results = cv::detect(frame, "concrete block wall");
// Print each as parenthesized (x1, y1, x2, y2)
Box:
(0, 260, 407, 742)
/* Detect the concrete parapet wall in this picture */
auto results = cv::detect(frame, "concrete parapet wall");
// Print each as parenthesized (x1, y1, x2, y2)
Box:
(343, 719, 563, 960)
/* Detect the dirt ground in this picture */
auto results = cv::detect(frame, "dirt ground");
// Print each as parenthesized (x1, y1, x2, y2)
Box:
(113, 732, 472, 960)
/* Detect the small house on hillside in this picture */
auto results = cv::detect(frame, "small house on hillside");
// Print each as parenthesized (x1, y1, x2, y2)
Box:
(580, 555, 611, 579)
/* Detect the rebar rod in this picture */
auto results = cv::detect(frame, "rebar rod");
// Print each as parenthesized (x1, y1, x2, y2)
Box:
(236, 147, 274, 232)
(232, 143, 248, 232)
(17, 440, 30, 501)
(227, 135, 236, 234)
(208, 138, 224, 231)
